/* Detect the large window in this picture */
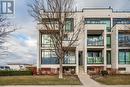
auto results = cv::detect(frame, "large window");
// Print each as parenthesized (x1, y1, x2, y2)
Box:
(42, 34, 53, 48)
(107, 34, 111, 48)
(119, 50, 130, 64)
(87, 35, 103, 46)
(41, 50, 58, 64)
(84, 18, 111, 32)
(64, 51, 76, 64)
(118, 34, 130, 47)
(41, 50, 76, 64)
(113, 18, 130, 26)
(87, 51, 103, 64)
(65, 18, 74, 32)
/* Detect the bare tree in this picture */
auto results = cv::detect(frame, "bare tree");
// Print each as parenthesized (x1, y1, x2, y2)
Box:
(28, 0, 84, 78)
(0, 15, 16, 55)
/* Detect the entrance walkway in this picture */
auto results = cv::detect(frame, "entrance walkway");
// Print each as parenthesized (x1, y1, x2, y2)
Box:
(78, 72, 130, 87)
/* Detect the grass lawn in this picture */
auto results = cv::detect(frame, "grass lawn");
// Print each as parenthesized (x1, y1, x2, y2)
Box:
(0, 75, 81, 85)
(93, 75, 130, 85)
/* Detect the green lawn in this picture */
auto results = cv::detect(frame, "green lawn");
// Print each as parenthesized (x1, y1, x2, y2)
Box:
(93, 75, 130, 85)
(0, 75, 81, 85)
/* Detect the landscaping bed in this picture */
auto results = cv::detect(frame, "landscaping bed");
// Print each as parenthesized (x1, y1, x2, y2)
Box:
(0, 75, 81, 85)
(93, 74, 130, 85)
(0, 70, 32, 76)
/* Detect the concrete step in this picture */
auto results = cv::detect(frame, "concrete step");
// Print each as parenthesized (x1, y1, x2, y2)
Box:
(79, 66, 86, 74)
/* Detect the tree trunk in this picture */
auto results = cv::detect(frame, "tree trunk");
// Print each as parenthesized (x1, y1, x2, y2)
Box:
(59, 58, 63, 79)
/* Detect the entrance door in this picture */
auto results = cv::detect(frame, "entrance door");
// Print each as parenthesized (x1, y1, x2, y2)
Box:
(78, 51, 83, 66)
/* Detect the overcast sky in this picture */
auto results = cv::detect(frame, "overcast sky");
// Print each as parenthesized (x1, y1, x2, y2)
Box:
(0, 0, 130, 65)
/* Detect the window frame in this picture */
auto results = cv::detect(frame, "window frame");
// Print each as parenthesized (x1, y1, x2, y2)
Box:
(65, 18, 74, 32)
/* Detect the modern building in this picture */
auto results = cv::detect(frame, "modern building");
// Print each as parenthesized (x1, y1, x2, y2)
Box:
(7, 63, 32, 71)
(37, 7, 130, 75)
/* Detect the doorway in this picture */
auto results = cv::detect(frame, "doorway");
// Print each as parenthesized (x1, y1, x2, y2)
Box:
(78, 51, 83, 66)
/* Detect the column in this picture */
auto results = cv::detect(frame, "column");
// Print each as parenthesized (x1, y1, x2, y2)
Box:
(37, 31, 41, 74)
(104, 29, 107, 70)
(76, 47, 79, 74)
(84, 29, 87, 73)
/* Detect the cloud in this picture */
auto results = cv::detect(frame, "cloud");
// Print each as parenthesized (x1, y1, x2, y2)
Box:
(76, 0, 130, 11)
(0, 25, 37, 65)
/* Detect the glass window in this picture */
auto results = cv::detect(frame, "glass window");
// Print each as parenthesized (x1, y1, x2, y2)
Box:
(107, 51, 111, 64)
(64, 51, 76, 64)
(65, 18, 74, 32)
(41, 50, 58, 64)
(88, 52, 93, 57)
(119, 50, 130, 64)
(107, 34, 111, 48)
(118, 34, 130, 47)
(87, 51, 103, 64)
(87, 35, 103, 46)
(126, 52, 130, 64)
(113, 18, 130, 26)
(119, 51, 125, 64)
(84, 18, 111, 32)
(42, 34, 53, 48)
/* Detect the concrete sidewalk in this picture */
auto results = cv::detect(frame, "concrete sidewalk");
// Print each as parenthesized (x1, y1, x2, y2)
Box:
(78, 73, 130, 87)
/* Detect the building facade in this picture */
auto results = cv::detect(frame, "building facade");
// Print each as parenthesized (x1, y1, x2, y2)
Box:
(37, 8, 130, 75)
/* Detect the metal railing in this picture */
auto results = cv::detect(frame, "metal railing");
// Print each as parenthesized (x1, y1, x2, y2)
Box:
(87, 57, 104, 64)
(87, 39, 104, 46)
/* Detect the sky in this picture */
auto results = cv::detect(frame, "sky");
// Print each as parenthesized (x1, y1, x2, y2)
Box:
(0, 0, 130, 65)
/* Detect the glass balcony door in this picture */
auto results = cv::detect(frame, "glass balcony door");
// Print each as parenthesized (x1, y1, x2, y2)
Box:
(119, 50, 130, 64)
(87, 35, 104, 46)
(64, 51, 76, 64)
(42, 34, 54, 48)
(118, 34, 130, 47)
(87, 51, 103, 64)
(41, 50, 76, 64)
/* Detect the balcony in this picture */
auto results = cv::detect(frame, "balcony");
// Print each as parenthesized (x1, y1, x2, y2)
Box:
(87, 57, 104, 64)
(41, 56, 76, 64)
(87, 39, 104, 46)
(64, 56, 76, 64)
(118, 34, 130, 47)
(118, 41, 130, 47)
(87, 37, 104, 46)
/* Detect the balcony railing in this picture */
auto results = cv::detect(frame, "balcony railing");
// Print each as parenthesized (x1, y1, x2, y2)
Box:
(41, 44, 55, 49)
(41, 56, 76, 64)
(87, 39, 104, 46)
(118, 41, 130, 47)
(87, 57, 104, 64)
(64, 56, 76, 64)
(119, 43, 130, 47)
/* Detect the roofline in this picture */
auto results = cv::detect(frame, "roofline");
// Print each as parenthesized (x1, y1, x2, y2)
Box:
(82, 7, 112, 11)
(80, 7, 130, 13)
(38, 7, 130, 13)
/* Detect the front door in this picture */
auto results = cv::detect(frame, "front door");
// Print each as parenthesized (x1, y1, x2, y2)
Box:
(78, 51, 83, 66)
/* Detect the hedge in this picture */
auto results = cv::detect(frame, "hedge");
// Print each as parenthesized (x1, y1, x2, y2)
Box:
(0, 70, 33, 76)
(101, 70, 108, 76)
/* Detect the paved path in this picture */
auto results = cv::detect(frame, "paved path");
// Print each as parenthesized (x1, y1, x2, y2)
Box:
(78, 73, 130, 87)
(0, 74, 130, 87)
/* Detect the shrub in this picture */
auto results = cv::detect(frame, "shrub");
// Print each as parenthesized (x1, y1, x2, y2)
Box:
(0, 70, 32, 76)
(101, 70, 108, 76)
